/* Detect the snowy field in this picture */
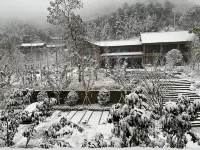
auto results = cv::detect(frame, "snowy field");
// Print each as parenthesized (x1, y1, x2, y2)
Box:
(10, 109, 200, 149)
(0, 147, 200, 150)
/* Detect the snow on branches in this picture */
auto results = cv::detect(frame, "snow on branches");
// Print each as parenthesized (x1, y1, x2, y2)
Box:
(161, 94, 200, 148)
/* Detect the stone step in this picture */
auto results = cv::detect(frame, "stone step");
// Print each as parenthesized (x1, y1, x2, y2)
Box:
(167, 86, 191, 88)
(163, 86, 191, 88)
(164, 95, 199, 98)
(163, 99, 195, 103)
(164, 93, 199, 96)
(165, 89, 191, 91)
(191, 124, 200, 127)
(162, 83, 191, 85)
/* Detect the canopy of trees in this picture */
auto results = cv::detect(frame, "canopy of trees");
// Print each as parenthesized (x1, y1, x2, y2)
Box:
(86, 1, 181, 41)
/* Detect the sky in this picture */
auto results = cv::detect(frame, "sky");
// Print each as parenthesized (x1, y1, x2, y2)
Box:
(0, 0, 199, 26)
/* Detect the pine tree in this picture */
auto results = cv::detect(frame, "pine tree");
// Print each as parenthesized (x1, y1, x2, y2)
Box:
(114, 14, 124, 40)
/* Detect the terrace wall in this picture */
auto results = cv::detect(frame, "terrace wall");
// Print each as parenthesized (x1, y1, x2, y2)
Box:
(29, 90, 132, 105)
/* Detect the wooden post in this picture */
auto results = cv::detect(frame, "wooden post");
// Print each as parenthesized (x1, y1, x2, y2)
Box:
(143, 45, 146, 64)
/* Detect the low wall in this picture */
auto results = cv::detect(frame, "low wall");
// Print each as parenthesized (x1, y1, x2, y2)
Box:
(29, 90, 132, 105)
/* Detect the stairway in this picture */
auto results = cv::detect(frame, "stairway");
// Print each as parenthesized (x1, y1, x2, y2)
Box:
(162, 79, 200, 127)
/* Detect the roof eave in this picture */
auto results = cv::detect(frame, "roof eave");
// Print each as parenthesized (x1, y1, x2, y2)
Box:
(142, 40, 192, 44)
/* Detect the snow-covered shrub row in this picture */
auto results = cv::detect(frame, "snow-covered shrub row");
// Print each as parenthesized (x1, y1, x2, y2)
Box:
(64, 91, 79, 106)
(161, 94, 200, 148)
(40, 117, 84, 148)
(97, 88, 110, 105)
(5, 88, 33, 108)
(103, 88, 200, 148)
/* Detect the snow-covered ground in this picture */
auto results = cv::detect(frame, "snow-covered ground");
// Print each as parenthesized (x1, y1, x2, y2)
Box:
(13, 111, 113, 148)
(11, 109, 200, 148)
(1, 147, 200, 150)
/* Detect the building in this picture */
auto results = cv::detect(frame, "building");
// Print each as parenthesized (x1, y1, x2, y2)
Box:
(20, 43, 46, 61)
(20, 36, 66, 62)
(89, 31, 196, 68)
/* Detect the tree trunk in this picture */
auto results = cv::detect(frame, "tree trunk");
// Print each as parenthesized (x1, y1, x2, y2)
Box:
(56, 91, 60, 105)
(25, 137, 30, 148)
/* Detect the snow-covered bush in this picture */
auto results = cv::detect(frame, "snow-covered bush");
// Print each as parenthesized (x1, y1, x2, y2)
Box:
(37, 91, 48, 102)
(194, 81, 200, 88)
(97, 88, 110, 105)
(161, 94, 200, 148)
(176, 66, 185, 73)
(191, 81, 200, 95)
(41, 117, 83, 148)
(22, 125, 37, 148)
(5, 88, 33, 108)
(23, 88, 34, 104)
(107, 89, 157, 148)
(165, 49, 183, 68)
(36, 97, 57, 117)
(64, 91, 79, 106)
(82, 133, 107, 148)
(190, 84, 196, 91)
(0, 108, 21, 147)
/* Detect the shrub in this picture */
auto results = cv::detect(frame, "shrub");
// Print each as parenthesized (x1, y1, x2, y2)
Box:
(40, 117, 83, 148)
(5, 89, 23, 107)
(161, 94, 200, 148)
(165, 49, 183, 68)
(107, 89, 157, 148)
(97, 88, 110, 105)
(194, 81, 200, 88)
(82, 133, 107, 148)
(36, 97, 57, 117)
(5, 88, 33, 108)
(0, 108, 21, 147)
(37, 91, 48, 102)
(64, 91, 79, 106)
(22, 125, 37, 148)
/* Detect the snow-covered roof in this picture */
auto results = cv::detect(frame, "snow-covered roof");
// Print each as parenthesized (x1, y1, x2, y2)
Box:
(141, 31, 196, 44)
(90, 38, 142, 47)
(21, 43, 45, 47)
(101, 52, 143, 57)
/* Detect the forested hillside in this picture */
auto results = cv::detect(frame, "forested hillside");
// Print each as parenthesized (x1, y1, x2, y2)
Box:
(86, 0, 196, 41)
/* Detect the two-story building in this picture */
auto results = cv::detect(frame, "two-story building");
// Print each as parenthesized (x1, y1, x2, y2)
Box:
(89, 31, 196, 68)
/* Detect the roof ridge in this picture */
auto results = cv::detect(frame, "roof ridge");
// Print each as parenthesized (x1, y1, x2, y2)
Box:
(140, 30, 189, 35)
(95, 38, 140, 43)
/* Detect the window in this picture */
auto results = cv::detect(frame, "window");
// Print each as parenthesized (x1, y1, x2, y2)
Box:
(162, 44, 178, 53)
(145, 45, 160, 53)
(109, 46, 132, 53)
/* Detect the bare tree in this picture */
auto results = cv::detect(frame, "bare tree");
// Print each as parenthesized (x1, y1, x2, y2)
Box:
(133, 54, 175, 115)
(73, 53, 96, 106)
(43, 64, 73, 105)
(109, 57, 131, 103)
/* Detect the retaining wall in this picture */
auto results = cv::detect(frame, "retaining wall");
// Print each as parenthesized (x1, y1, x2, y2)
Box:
(29, 90, 132, 104)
